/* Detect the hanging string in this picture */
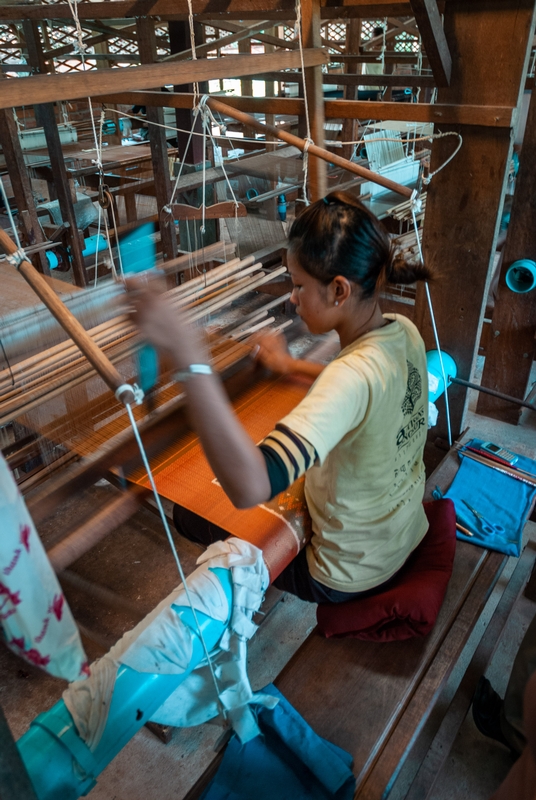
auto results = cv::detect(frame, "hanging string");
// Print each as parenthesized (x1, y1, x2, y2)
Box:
(410, 198, 453, 446)
(295, 0, 314, 204)
(123, 401, 227, 723)
(186, 0, 200, 106)
(379, 18, 387, 72)
(66, 0, 228, 698)
(0, 175, 23, 250)
(104, 105, 462, 184)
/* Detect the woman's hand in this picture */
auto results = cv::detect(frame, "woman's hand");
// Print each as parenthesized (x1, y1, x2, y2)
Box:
(252, 330, 294, 375)
(124, 276, 209, 370)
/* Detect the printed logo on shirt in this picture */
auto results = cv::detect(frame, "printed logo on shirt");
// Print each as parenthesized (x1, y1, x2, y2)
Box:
(396, 406, 426, 449)
(401, 360, 422, 416)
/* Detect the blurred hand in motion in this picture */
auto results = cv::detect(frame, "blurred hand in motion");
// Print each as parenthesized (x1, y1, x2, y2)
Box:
(124, 276, 209, 370)
(252, 330, 293, 375)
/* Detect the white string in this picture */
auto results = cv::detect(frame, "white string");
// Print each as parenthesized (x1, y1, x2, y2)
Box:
(186, 0, 200, 105)
(60, 20, 222, 693)
(341, 131, 463, 182)
(379, 19, 387, 72)
(124, 402, 227, 723)
(103, 106, 463, 183)
(0, 176, 23, 250)
(295, 0, 314, 204)
(410, 199, 453, 446)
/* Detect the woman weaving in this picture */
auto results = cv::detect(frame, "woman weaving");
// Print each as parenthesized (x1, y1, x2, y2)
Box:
(128, 191, 433, 604)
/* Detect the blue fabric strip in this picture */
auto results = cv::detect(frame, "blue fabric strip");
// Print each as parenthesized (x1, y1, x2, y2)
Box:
(437, 439, 536, 557)
(200, 684, 355, 800)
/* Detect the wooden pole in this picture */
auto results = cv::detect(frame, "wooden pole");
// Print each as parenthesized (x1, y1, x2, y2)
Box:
(341, 19, 362, 161)
(206, 96, 413, 197)
(22, 20, 88, 287)
(301, 0, 327, 200)
(0, 228, 135, 404)
(136, 17, 178, 264)
(0, 75, 49, 275)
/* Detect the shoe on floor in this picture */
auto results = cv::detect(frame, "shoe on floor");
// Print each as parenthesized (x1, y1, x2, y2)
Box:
(472, 676, 512, 750)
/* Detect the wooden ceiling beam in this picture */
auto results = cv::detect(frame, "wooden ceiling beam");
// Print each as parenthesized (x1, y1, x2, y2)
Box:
(0, 47, 327, 108)
(363, 16, 416, 49)
(410, 0, 452, 86)
(204, 19, 298, 49)
(0, 1, 414, 22)
(161, 20, 271, 61)
(228, 70, 434, 87)
(100, 90, 516, 127)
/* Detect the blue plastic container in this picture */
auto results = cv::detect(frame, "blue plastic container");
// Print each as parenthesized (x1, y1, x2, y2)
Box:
(505, 259, 536, 294)
(426, 350, 457, 403)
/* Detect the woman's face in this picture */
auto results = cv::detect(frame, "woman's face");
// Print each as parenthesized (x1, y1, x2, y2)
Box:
(288, 253, 333, 334)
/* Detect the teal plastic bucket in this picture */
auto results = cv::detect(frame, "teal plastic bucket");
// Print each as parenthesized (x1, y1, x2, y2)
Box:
(505, 259, 536, 293)
(426, 350, 457, 402)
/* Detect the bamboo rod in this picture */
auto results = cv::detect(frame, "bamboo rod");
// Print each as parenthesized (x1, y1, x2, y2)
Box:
(0, 229, 136, 404)
(206, 97, 413, 199)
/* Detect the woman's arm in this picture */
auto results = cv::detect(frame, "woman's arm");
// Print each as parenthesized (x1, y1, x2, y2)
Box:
(126, 280, 271, 509)
(254, 330, 325, 379)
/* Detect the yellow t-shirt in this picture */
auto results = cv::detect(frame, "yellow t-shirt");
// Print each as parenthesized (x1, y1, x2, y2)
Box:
(279, 314, 429, 592)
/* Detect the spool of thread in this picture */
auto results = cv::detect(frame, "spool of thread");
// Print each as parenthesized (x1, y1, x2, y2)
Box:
(505, 259, 536, 294)
(426, 350, 457, 403)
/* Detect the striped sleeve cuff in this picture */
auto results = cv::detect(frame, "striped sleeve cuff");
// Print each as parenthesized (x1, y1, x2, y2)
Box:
(258, 424, 318, 499)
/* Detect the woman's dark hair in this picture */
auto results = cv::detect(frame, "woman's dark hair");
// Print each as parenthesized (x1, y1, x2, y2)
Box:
(287, 191, 433, 300)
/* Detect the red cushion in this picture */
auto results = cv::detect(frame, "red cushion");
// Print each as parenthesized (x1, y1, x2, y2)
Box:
(316, 499, 456, 642)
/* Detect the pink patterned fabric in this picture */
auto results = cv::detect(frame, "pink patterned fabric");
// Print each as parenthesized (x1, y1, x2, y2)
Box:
(0, 454, 87, 680)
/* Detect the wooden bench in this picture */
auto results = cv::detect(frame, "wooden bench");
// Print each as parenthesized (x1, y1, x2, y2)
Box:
(186, 441, 536, 800)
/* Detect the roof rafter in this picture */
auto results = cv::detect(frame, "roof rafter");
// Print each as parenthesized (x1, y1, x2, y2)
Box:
(410, 0, 451, 86)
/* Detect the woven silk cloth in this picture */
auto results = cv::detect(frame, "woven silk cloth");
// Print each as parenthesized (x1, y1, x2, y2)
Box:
(0, 454, 88, 681)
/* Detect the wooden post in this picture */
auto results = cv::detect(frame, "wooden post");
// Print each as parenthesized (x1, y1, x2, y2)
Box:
(301, 0, 327, 200)
(0, 703, 39, 800)
(477, 85, 536, 423)
(0, 77, 49, 275)
(136, 17, 178, 263)
(264, 28, 279, 220)
(413, 0, 536, 441)
(341, 20, 362, 161)
(22, 20, 88, 287)
(168, 19, 205, 164)
(238, 37, 256, 140)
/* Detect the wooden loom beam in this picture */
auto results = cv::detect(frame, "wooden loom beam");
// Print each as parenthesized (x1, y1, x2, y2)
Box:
(0, 48, 328, 109)
(0, 1, 415, 22)
(100, 90, 517, 127)
(206, 96, 413, 198)
(0, 228, 136, 404)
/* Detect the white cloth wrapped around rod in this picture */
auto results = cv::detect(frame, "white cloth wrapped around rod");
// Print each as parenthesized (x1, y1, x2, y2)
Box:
(63, 538, 273, 748)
